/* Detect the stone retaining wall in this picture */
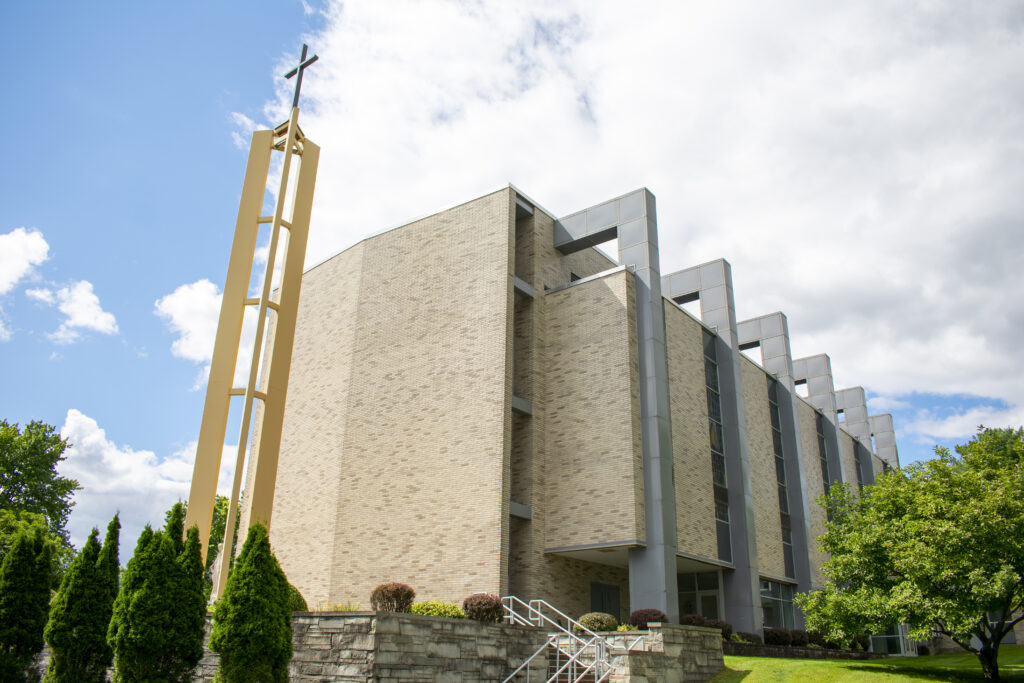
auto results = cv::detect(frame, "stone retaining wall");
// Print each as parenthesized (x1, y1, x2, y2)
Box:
(722, 640, 886, 659)
(194, 611, 548, 682)
(605, 624, 724, 682)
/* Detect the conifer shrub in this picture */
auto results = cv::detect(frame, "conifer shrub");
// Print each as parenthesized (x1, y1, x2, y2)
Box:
(286, 583, 308, 613)
(764, 627, 792, 646)
(45, 516, 119, 683)
(107, 510, 205, 683)
(462, 593, 504, 623)
(704, 618, 733, 640)
(679, 613, 706, 626)
(0, 529, 53, 681)
(210, 523, 292, 683)
(370, 583, 415, 612)
(410, 601, 466, 619)
(628, 609, 667, 630)
(574, 612, 618, 633)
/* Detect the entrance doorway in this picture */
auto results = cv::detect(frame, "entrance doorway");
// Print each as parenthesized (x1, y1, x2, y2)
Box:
(678, 571, 721, 620)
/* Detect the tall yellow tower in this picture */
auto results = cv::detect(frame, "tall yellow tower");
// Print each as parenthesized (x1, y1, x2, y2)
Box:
(185, 45, 320, 599)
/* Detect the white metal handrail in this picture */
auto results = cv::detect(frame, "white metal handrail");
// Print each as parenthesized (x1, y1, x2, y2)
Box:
(501, 596, 611, 683)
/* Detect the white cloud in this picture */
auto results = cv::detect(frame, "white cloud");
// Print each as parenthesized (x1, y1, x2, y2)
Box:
(904, 404, 1024, 441)
(154, 279, 222, 363)
(155, 278, 258, 390)
(59, 409, 239, 549)
(0, 227, 49, 294)
(267, 0, 1024, 450)
(25, 287, 54, 304)
(48, 280, 119, 344)
(0, 227, 50, 341)
(230, 112, 261, 150)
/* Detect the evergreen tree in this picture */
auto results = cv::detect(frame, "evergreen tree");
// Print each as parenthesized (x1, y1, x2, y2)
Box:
(164, 501, 185, 556)
(0, 529, 53, 681)
(44, 525, 111, 682)
(108, 522, 206, 682)
(210, 523, 292, 683)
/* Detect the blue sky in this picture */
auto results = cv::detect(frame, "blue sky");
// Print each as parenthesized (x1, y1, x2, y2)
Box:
(2, 1, 1022, 550)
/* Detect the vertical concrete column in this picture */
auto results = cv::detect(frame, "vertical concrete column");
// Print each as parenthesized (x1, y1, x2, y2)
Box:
(662, 258, 762, 634)
(736, 312, 812, 624)
(868, 414, 900, 469)
(555, 188, 679, 622)
(792, 354, 847, 486)
(834, 387, 876, 483)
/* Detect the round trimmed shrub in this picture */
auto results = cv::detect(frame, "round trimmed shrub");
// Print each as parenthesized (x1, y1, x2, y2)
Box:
(462, 593, 504, 623)
(764, 628, 792, 646)
(287, 583, 308, 612)
(575, 612, 618, 633)
(704, 618, 733, 640)
(410, 601, 465, 619)
(628, 609, 667, 630)
(790, 629, 809, 647)
(679, 613, 706, 627)
(370, 582, 415, 612)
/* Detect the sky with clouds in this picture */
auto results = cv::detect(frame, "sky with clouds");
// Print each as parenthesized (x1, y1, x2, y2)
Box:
(1, 0, 1022, 552)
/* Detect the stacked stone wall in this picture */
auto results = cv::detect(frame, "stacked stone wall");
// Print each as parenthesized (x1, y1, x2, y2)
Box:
(194, 612, 547, 682)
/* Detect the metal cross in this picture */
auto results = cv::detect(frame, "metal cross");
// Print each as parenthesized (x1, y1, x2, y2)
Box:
(285, 43, 318, 109)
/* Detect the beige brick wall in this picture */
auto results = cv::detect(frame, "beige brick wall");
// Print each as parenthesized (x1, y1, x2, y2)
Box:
(542, 270, 644, 550)
(257, 189, 515, 607)
(508, 204, 640, 619)
(740, 357, 786, 579)
(795, 399, 829, 588)
(664, 302, 718, 561)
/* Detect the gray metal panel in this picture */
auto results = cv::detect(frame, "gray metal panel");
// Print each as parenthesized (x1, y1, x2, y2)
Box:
(510, 501, 533, 520)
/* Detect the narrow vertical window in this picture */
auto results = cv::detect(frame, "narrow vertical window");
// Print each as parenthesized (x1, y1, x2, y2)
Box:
(704, 330, 731, 562)
(768, 378, 795, 578)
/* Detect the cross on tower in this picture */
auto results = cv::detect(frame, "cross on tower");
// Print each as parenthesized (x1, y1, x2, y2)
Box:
(285, 43, 318, 109)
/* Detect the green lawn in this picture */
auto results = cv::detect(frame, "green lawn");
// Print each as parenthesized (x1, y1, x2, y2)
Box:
(711, 645, 1024, 682)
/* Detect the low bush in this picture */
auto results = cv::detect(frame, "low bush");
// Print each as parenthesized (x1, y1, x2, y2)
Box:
(917, 644, 930, 656)
(852, 634, 871, 651)
(704, 618, 733, 640)
(617, 624, 635, 632)
(287, 583, 308, 612)
(575, 612, 618, 633)
(807, 631, 827, 648)
(764, 628, 792, 646)
(679, 613, 706, 626)
(326, 601, 361, 611)
(735, 631, 762, 644)
(629, 609, 667, 630)
(410, 600, 466, 619)
(806, 643, 823, 649)
(370, 582, 415, 612)
(790, 629, 809, 647)
(462, 593, 504, 622)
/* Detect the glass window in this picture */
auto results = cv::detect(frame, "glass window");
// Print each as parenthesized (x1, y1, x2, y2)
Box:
(706, 389, 721, 421)
(709, 421, 724, 454)
(704, 359, 719, 392)
(712, 453, 727, 486)
(777, 484, 789, 513)
(703, 331, 716, 359)
(697, 572, 719, 590)
(760, 580, 795, 629)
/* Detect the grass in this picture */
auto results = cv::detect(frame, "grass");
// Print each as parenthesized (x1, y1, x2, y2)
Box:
(710, 645, 1024, 682)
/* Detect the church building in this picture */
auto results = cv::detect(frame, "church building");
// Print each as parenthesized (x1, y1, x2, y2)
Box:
(238, 185, 899, 635)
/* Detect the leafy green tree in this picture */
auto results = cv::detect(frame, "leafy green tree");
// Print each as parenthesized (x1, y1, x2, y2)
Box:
(797, 426, 1024, 681)
(44, 514, 120, 683)
(0, 528, 54, 681)
(107, 516, 205, 683)
(0, 509, 74, 585)
(210, 523, 292, 683)
(0, 420, 80, 542)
